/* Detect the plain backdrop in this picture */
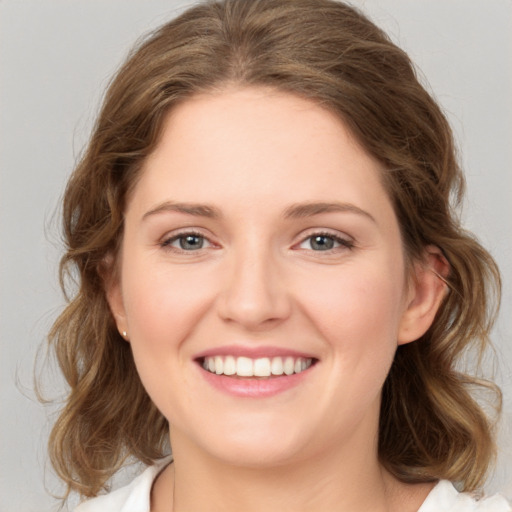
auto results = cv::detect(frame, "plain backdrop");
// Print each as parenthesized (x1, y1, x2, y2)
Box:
(1, 1, 511, 510)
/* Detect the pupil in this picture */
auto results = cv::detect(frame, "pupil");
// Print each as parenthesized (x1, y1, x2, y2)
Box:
(180, 235, 203, 250)
(312, 235, 334, 251)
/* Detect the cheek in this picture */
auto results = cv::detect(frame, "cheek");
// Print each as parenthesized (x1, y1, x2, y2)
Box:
(309, 269, 404, 334)
(299, 261, 407, 375)
(119, 260, 215, 419)
(121, 259, 216, 361)
(300, 265, 406, 420)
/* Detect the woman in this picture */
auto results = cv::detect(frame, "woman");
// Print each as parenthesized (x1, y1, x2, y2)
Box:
(47, 0, 510, 510)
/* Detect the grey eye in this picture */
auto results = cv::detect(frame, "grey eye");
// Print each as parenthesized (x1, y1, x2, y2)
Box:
(309, 235, 336, 251)
(178, 234, 205, 250)
(298, 233, 353, 252)
(161, 231, 214, 252)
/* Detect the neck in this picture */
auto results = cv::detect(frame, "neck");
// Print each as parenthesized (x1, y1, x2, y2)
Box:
(164, 427, 409, 512)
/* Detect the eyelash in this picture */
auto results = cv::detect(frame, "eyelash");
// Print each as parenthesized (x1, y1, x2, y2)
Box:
(159, 230, 354, 254)
(296, 231, 355, 252)
(160, 230, 212, 253)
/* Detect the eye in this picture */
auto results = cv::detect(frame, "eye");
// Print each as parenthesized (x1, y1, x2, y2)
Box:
(298, 232, 354, 251)
(161, 232, 211, 251)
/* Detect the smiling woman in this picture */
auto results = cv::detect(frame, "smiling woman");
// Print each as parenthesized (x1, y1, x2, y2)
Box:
(107, 90, 428, 475)
(45, 1, 510, 511)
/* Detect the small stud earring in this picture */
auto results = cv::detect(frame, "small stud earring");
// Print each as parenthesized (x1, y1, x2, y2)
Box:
(122, 331, 127, 337)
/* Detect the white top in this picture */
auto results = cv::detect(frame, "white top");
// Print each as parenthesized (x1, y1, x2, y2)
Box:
(75, 457, 511, 512)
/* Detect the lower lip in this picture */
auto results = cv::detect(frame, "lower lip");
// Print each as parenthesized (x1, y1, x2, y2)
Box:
(199, 365, 314, 398)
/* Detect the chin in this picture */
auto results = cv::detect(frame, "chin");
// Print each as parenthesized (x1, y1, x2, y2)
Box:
(179, 414, 313, 469)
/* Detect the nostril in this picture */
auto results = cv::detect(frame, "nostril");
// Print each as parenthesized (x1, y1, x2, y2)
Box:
(216, 268, 292, 328)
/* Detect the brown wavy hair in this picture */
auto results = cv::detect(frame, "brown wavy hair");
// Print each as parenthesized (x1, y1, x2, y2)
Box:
(46, 0, 502, 499)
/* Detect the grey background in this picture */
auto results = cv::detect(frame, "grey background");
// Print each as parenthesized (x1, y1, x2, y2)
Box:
(1, 1, 511, 510)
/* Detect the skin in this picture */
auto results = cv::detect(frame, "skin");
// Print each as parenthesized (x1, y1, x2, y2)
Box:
(107, 87, 448, 511)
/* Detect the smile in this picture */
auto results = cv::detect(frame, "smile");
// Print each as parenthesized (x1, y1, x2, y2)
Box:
(201, 355, 314, 377)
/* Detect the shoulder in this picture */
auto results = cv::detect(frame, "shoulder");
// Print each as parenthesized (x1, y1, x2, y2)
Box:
(74, 456, 172, 512)
(419, 480, 511, 512)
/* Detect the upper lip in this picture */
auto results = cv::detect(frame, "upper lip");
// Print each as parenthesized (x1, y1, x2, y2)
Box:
(194, 345, 318, 360)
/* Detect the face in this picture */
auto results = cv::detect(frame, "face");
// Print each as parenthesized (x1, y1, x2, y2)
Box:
(108, 87, 440, 468)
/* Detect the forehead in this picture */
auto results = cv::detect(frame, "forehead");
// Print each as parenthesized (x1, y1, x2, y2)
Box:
(128, 86, 394, 223)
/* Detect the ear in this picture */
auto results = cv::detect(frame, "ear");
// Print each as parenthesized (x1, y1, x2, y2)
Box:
(397, 246, 449, 345)
(101, 255, 129, 341)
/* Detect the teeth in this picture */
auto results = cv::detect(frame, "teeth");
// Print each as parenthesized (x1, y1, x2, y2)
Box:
(236, 357, 253, 377)
(284, 356, 295, 376)
(224, 355, 236, 375)
(254, 358, 271, 377)
(202, 355, 313, 377)
(271, 357, 283, 375)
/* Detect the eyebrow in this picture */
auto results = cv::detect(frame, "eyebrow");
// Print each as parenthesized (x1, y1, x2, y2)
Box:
(283, 202, 376, 223)
(142, 201, 222, 220)
(142, 200, 375, 223)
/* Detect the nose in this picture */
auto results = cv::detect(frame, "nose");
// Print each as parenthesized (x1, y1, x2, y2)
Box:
(217, 244, 292, 330)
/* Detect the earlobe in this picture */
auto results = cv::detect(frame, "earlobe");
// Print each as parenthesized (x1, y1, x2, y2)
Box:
(106, 278, 129, 341)
(101, 257, 129, 341)
(397, 246, 450, 345)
